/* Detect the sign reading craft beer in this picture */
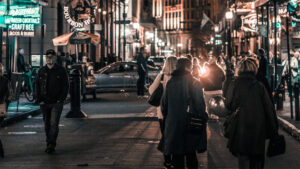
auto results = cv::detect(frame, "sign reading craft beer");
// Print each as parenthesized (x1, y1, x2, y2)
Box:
(63, 0, 96, 29)
(0, 5, 41, 37)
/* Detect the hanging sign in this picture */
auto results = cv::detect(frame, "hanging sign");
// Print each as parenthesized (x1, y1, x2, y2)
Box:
(241, 13, 257, 32)
(63, 0, 96, 29)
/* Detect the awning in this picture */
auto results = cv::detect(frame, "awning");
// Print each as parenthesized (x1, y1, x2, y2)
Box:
(52, 32, 100, 46)
(255, 0, 269, 7)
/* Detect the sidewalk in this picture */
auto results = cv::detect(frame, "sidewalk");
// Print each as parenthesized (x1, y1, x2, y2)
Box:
(2, 97, 40, 126)
(277, 95, 300, 141)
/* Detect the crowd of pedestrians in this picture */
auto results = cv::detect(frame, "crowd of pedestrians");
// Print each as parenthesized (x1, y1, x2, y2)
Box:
(149, 49, 280, 169)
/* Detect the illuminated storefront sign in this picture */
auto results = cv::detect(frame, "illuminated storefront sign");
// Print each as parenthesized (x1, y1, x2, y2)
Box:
(0, 5, 41, 37)
(241, 13, 257, 32)
(63, 0, 96, 29)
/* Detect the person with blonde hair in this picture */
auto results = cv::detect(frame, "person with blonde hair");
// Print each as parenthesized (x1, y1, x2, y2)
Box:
(223, 57, 278, 169)
(149, 56, 177, 168)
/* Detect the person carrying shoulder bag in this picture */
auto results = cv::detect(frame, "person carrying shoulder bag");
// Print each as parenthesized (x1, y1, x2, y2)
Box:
(0, 63, 13, 158)
(149, 56, 177, 169)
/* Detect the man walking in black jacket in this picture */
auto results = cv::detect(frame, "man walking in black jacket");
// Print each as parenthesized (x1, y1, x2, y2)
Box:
(36, 49, 69, 154)
(136, 47, 148, 98)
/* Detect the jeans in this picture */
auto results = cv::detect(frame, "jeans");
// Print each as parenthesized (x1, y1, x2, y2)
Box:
(238, 154, 265, 169)
(41, 103, 63, 148)
(137, 72, 145, 96)
(172, 152, 198, 169)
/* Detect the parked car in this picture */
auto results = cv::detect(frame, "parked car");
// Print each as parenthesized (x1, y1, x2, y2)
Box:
(94, 61, 160, 92)
(149, 56, 165, 68)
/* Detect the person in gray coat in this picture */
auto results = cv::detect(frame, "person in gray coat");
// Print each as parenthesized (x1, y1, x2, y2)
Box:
(161, 57, 206, 169)
(223, 57, 278, 169)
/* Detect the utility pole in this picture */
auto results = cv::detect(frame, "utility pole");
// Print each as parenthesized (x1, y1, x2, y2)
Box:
(118, 1, 121, 61)
(286, 11, 294, 119)
(274, 0, 278, 89)
(0, 28, 2, 63)
(110, 0, 114, 62)
(100, 0, 105, 67)
(6, 0, 10, 76)
(123, 3, 126, 61)
(90, 4, 96, 63)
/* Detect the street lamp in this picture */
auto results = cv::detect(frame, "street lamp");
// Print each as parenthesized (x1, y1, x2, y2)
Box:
(225, 10, 233, 59)
(177, 43, 183, 57)
(133, 22, 140, 55)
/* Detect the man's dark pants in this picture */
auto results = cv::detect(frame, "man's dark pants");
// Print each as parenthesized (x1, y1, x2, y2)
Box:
(172, 152, 198, 169)
(137, 72, 145, 96)
(41, 103, 63, 148)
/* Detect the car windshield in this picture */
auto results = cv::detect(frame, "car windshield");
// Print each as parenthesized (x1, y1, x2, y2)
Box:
(151, 58, 164, 63)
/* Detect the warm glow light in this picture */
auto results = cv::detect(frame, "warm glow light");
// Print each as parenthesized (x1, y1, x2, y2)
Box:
(146, 31, 154, 39)
(102, 11, 107, 15)
(199, 62, 209, 76)
(225, 11, 233, 20)
(177, 43, 183, 47)
(133, 22, 139, 29)
(214, 26, 219, 32)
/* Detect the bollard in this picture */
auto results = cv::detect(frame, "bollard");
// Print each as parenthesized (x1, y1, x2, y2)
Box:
(65, 69, 87, 118)
(276, 84, 284, 110)
(295, 83, 299, 121)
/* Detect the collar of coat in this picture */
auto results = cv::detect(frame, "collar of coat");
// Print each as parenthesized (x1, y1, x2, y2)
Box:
(238, 72, 257, 79)
(171, 68, 190, 77)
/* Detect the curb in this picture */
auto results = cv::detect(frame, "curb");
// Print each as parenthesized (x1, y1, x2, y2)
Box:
(278, 117, 300, 142)
(2, 109, 41, 127)
(2, 98, 71, 127)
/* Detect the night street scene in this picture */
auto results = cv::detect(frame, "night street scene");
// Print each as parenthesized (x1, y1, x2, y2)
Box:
(0, 0, 300, 169)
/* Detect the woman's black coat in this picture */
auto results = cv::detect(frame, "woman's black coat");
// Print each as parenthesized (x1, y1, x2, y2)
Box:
(161, 69, 206, 155)
(223, 72, 278, 155)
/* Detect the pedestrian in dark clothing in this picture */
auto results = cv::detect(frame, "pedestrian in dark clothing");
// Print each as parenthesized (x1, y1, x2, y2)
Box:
(161, 57, 207, 169)
(149, 56, 177, 168)
(35, 49, 69, 154)
(136, 47, 148, 98)
(223, 57, 278, 169)
(256, 49, 273, 102)
(0, 64, 13, 158)
(17, 48, 26, 72)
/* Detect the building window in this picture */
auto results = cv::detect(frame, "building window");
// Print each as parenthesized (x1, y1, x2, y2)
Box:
(191, 10, 195, 19)
(166, 0, 168, 6)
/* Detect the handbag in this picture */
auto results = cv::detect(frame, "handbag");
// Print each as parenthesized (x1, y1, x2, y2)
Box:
(0, 103, 7, 118)
(223, 107, 240, 139)
(267, 134, 286, 157)
(148, 75, 164, 107)
(186, 80, 208, 133)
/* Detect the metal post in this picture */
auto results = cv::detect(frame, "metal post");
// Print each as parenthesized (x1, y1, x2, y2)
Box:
(40, 7, 44, 67)
(118, 1, 121, 61)
(90, 6, 96, 63)
(100, 0, 105, 67)
(5, 0, 10, 76)
(106, 0, 109, 61)
(286, 11, 294, 119)
(110, 0, 114, 62)
(29, 38, 32, 66)
(295, 83, 299, 121)
(65, 68, 87, 118)
(123, 5, 126, 61)
(0, 28, 2, 63)
(267, 4, 270, 80)
(274, 0, 278, 89)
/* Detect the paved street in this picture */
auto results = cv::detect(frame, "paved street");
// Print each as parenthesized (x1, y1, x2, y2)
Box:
(0, 93, 299, 169)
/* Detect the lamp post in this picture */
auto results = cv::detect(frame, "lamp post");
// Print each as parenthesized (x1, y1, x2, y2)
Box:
(133, 22, 140, 56)
(177, 43, 183, 57)
(225, 10, 233, 60)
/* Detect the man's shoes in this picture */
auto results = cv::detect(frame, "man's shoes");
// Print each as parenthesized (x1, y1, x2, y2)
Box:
(164, 162, 174, 169)
(45, 147, 55, 154)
